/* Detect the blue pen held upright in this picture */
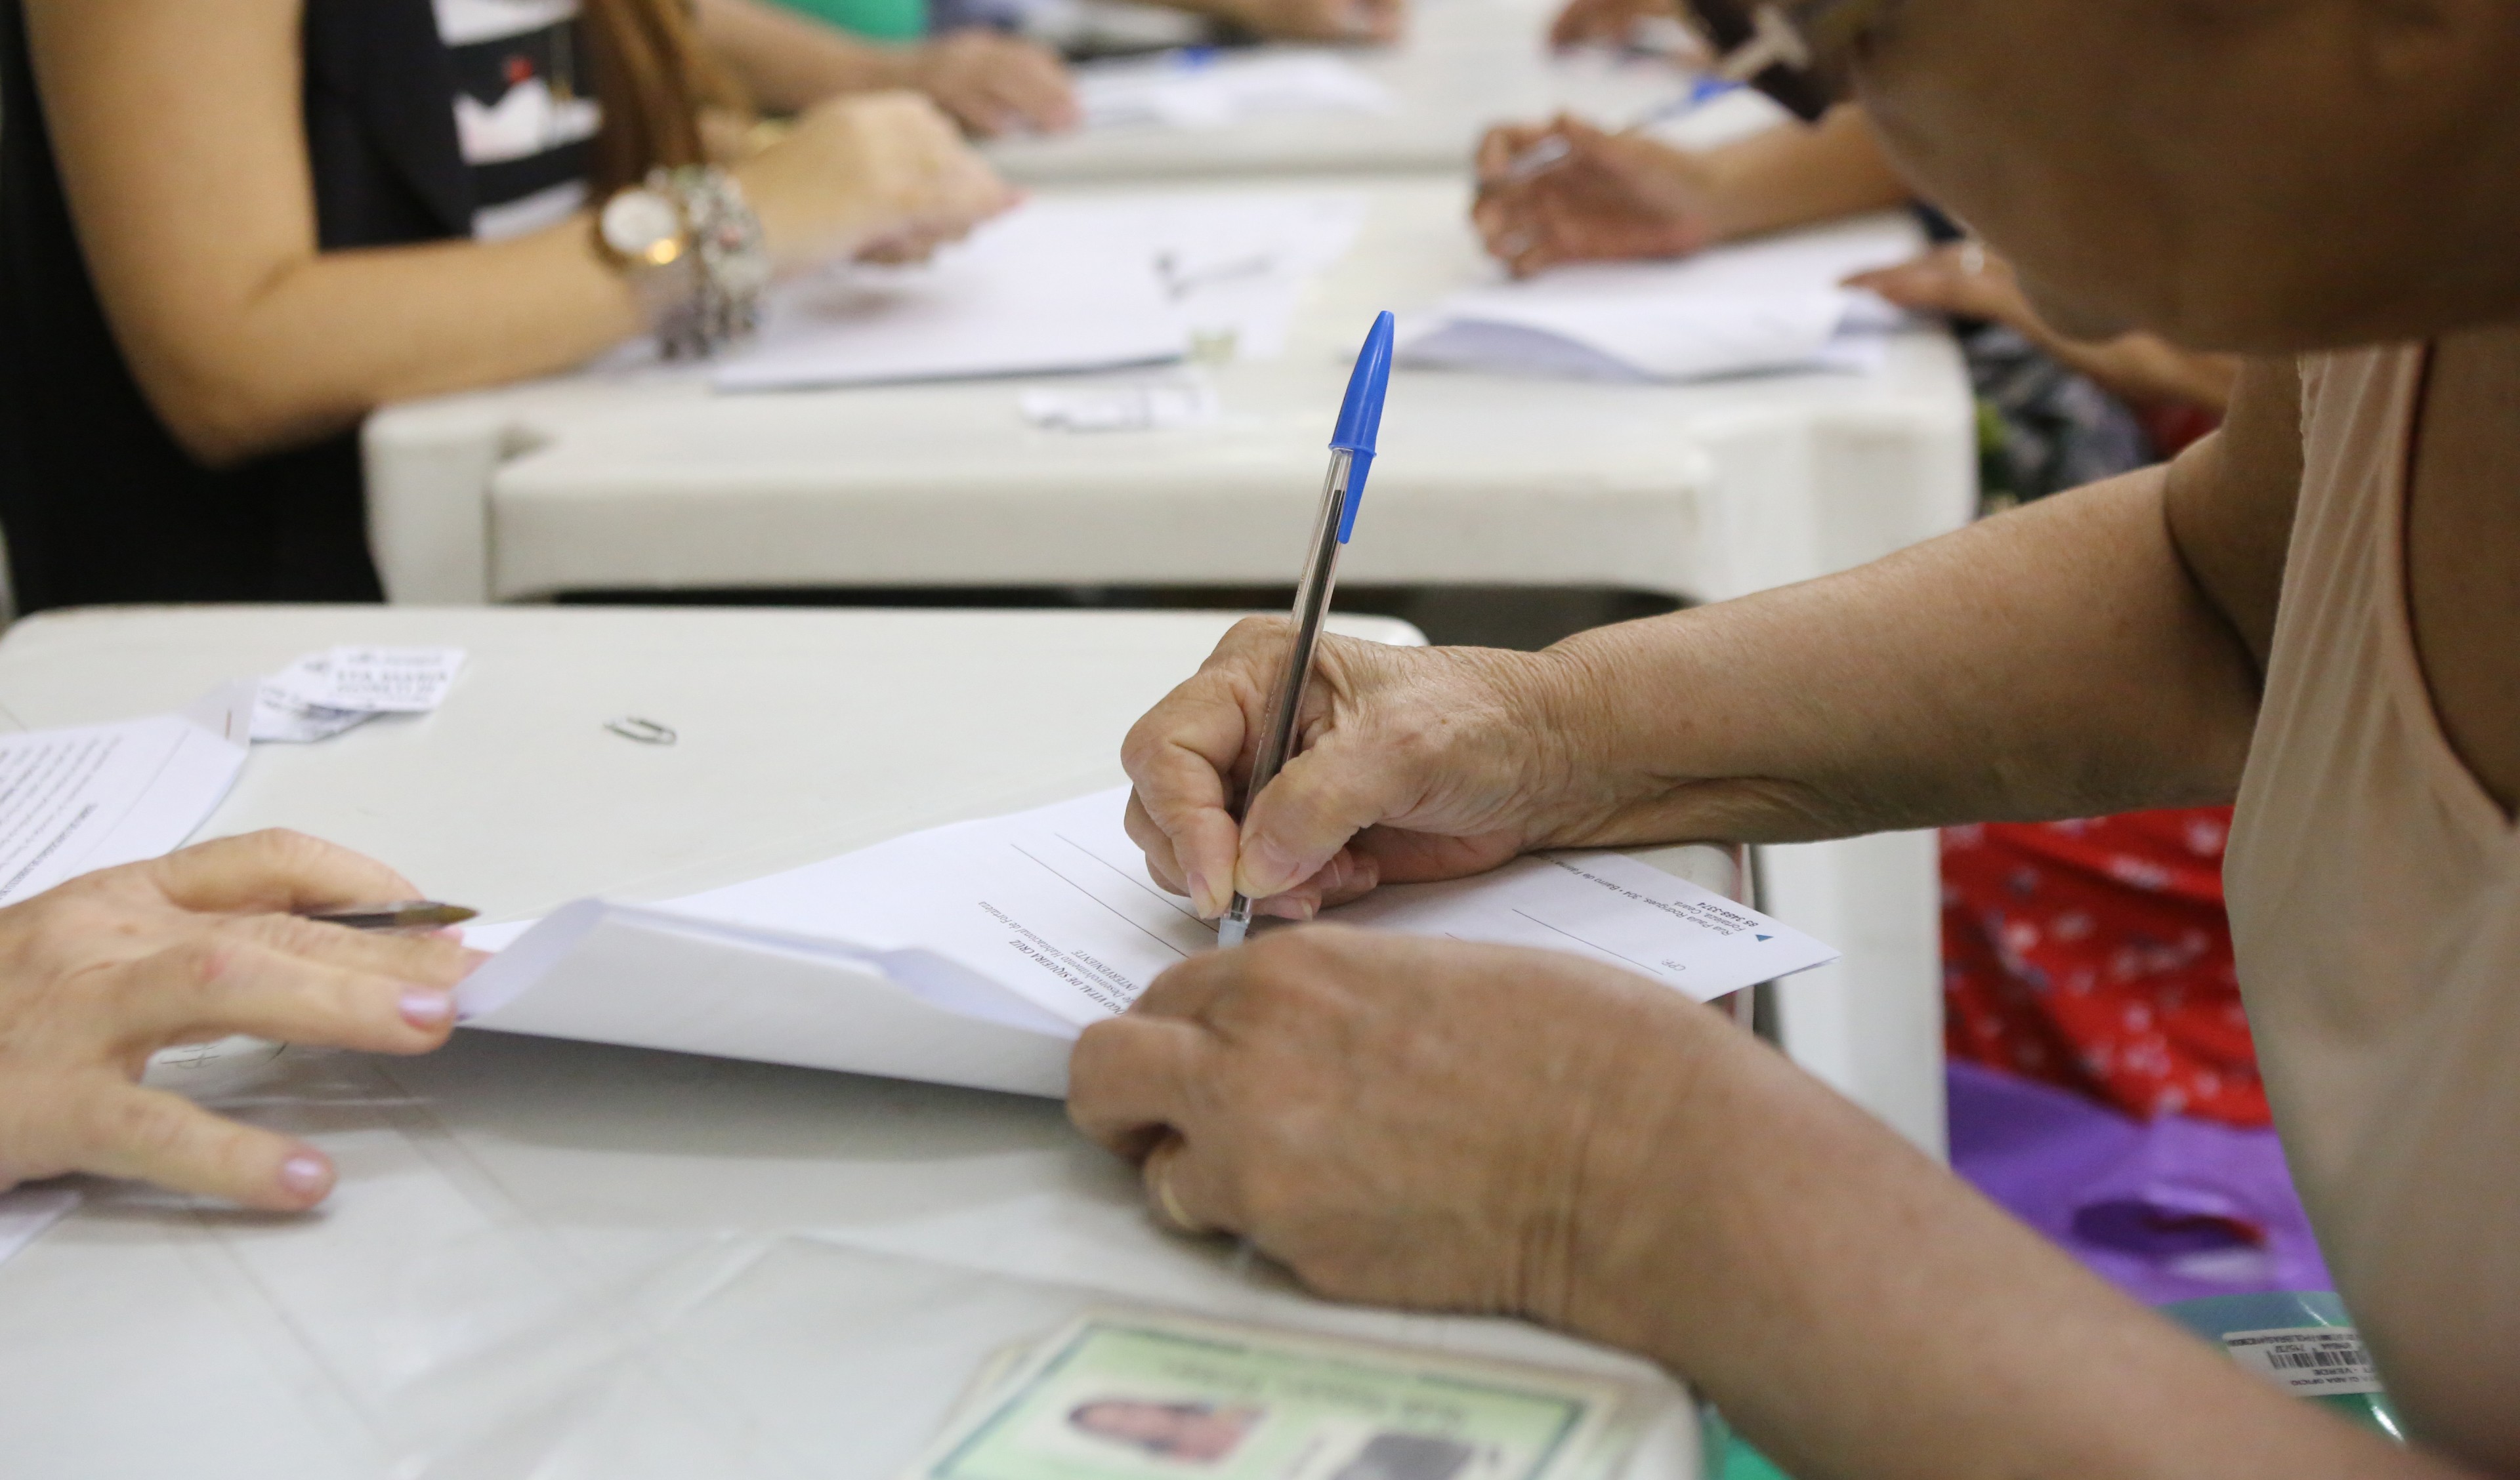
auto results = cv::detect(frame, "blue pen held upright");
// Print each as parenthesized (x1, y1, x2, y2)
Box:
(1213, 310, 1396, 948)
(1328, 310, 1395, 541)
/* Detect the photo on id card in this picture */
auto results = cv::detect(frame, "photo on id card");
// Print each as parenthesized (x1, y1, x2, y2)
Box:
(900, 1309, 1637, 1480)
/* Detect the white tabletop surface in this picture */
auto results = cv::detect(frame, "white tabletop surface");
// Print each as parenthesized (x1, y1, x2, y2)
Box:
(0, 605, 1713, 1479)
(364, 178, 1974, 610)
(984, 0, 1681, 183)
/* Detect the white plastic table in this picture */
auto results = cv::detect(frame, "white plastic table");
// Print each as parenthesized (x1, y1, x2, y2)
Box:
(364, 180, 1973, 617)
(984, 0, 1681, 183)
(0, 604, 1749, 1479)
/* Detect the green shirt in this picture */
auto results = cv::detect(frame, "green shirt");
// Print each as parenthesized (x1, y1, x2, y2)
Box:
(766, 0, 927, 42)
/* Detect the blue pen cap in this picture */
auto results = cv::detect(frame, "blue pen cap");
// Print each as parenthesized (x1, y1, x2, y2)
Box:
(1328, 312, 1395, 543)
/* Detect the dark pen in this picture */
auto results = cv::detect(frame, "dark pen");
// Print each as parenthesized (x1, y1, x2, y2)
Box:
(299, 901, 478, 932)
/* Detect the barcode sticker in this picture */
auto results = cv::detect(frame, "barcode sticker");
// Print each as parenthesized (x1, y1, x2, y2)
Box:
(2222, 1326, 2385, 1395)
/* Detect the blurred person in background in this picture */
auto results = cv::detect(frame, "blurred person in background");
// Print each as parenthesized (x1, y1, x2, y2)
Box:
(702, 0, 1079, 139)
(0, 0, 1017, 612)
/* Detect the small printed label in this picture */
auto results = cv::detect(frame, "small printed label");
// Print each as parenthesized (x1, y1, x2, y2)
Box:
(2222, 1326, 2385, 1396)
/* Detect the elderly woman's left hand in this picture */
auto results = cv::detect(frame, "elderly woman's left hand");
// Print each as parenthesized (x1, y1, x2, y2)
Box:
(1066, 925, 1729, 1325)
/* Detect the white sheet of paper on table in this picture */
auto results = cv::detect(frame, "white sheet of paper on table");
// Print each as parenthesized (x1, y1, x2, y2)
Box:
(459, 787, 1837, 1098)
(1130, 191, 1367, 361)
(714, 201, 1190, 392)
(1019, 380, 1219, 432)
(0, 714, 247, 907)
(713, 192, 1367, 390)
(0, 1185, 78, 1268)
(1396, 213, 1922, 383)
(1072, 50, 1396, 131)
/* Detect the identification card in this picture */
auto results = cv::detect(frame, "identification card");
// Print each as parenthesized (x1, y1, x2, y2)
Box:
(901, 1310, 1647, 1480)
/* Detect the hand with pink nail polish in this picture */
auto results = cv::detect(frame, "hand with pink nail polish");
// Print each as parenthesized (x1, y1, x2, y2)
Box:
(1120, 618, 1618, 925)
(0, 831, 475, 1212)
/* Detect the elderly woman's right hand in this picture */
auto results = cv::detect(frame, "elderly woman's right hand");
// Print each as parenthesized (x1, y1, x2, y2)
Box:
(735, 91, 1017, 272)
(0, 831, 474, 1212)
(1120, 621, 1615, 921)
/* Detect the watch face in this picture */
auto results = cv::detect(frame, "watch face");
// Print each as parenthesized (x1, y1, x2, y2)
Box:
(600, 190, 683, 264)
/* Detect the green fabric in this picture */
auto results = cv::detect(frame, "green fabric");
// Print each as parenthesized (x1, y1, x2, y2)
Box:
(765, 0, 927, 42)
(1721, 1437, 1794, 1480)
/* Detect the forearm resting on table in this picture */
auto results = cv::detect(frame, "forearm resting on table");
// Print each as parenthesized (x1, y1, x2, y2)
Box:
(1695, 104, 1911, 243)
(1570, 1023, 2458, 1480)
(121, 230, 643, 466)
(1531, 457, 2263, 844)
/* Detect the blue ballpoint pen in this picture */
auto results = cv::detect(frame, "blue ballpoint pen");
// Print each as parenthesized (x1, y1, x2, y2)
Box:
(1215, 311, 1395, 948)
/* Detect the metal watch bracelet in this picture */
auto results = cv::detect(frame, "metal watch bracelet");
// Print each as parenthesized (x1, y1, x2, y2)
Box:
(618, 165, 768, 360)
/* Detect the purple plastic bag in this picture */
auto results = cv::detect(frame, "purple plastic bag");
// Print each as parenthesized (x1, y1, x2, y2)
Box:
(1946, 1059, 2334, 1305)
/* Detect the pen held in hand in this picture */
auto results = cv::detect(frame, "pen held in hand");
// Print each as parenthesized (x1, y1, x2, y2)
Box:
(300, 900, 478, 933)
(1496, 75, 1744, 186)
(1215, 310, 1396, 949)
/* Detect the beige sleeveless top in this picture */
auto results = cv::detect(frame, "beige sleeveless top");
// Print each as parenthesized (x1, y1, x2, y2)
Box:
(2225, 345, 2519, 1464)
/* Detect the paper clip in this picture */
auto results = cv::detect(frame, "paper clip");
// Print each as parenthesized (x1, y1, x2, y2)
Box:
(604, 716, 677, 746)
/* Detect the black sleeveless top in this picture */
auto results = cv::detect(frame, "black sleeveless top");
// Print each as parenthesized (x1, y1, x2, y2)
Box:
(0, 0, 479, 611)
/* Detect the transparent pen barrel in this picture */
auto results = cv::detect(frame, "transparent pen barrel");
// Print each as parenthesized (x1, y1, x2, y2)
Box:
(1242, 448, 1354, 806)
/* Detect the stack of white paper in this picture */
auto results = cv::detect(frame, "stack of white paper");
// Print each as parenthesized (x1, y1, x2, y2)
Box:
(1072, 49, 1395, 131)
(459, 788, 1837, 1098)
(1397, 214, 1923, 384)
(0, 715, 245, 906)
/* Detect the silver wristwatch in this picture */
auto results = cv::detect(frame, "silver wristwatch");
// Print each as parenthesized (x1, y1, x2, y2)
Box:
(597, 165, 768, 359)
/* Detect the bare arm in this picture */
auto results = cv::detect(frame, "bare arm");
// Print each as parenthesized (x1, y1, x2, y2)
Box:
(1542, 382, 2292, 844)
(29, 0, 642, 464)
(1122, 363, 2301, 916)
(30, 0, 1008, 465)
(1474, 104, 1912, 276)
(695, 0, 1076, 135)
(1851, 243, 2245, 413)
(1690, 101, 1912, 239)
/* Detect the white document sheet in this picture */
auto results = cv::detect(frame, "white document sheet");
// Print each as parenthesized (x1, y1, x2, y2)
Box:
(1396, 214, 1922, 384)
(1019, 380, 1219, 432)
(0, 714, 247, 906)
(714, 201, 1190, 392)
(1128, 191, 1367, 361)
(0, 1185, 77, 1268)
(1072, 49, 1395, 131)
(459, 788, 1836, 1098)
(715, 192, 1367, 391)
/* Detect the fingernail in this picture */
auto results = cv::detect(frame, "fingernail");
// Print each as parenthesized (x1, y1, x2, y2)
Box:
(399, 988, 455, 1026)
(278, 1152, 332, 1201)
